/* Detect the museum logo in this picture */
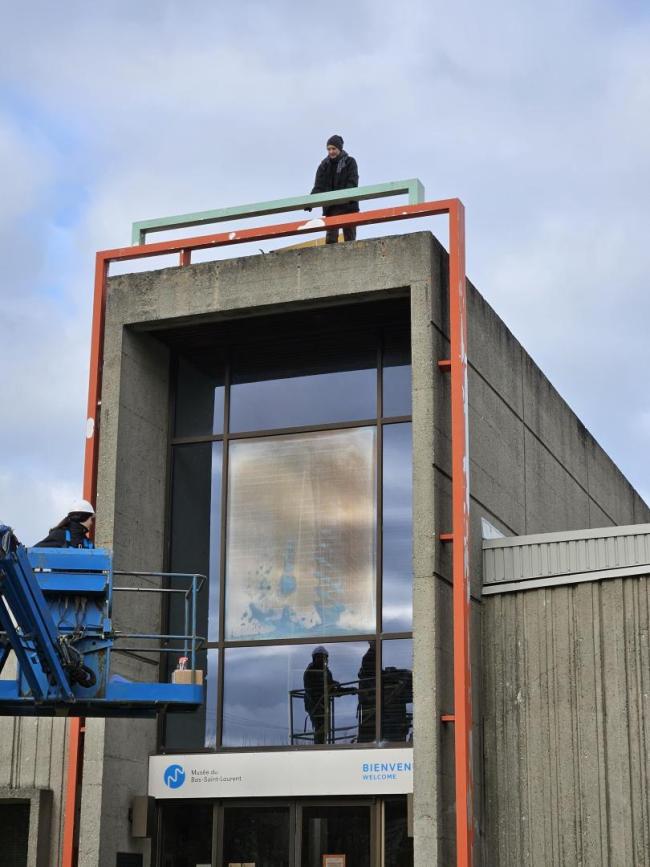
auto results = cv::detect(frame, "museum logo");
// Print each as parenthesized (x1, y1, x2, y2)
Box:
(163, 764, 186, 789)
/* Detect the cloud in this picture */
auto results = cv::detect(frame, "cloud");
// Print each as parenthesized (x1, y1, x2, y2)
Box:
(0, 0, 648, 551)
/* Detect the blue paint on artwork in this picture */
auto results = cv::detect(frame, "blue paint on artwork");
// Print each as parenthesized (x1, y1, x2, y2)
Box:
(279, 573, 297, 596)
(279, 541, 297, 596)
(231, 533, 372, 641)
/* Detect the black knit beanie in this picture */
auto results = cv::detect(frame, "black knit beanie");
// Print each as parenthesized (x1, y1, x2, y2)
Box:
(327, 135, 344, 150)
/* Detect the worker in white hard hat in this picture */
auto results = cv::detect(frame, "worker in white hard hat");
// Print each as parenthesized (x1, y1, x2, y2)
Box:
(34, 499, 95, 549)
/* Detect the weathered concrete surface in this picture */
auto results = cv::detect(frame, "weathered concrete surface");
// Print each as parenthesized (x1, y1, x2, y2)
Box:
(483, 576, 650, 866)
(77, 325, 170, 867)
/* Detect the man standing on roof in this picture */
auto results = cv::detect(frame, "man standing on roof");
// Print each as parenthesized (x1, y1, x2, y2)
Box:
(310, 135, 359, 244)
(34, 499, 95, 549)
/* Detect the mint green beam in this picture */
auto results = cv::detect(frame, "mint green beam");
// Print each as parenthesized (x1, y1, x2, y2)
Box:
(131, 179, 425, 245)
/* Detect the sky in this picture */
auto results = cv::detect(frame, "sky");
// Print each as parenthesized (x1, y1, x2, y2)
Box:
(0, 0, 649, 543)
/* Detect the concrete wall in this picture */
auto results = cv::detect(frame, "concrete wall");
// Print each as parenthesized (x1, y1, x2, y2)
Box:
(79, 326, 171, 867)
(483, 576, 650, 866)
(427, 242, 650, 861)
(11, 230, 642, 866)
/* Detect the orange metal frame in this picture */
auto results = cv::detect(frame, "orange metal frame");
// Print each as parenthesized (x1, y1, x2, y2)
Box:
(62, 199, 472, 867)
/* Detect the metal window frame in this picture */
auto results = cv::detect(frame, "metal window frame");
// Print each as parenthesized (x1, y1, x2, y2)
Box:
(68, 197, 472, 867)
(165, 327, 413, 749)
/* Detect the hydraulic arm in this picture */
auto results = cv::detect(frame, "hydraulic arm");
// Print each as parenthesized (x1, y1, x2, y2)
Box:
(0, 524, 204, 717)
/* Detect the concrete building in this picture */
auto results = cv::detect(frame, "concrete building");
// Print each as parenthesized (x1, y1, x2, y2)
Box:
(1, 227, 648, 867)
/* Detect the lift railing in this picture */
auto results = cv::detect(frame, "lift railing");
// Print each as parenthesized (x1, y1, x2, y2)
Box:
(112, 570, 206, 674)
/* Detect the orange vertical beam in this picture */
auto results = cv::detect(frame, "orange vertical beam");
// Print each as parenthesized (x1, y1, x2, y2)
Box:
(62, 253, 108, 867)
(448, 200, 473, 866)
(61, 717, 83, 867)
(83, 253, 108, 500)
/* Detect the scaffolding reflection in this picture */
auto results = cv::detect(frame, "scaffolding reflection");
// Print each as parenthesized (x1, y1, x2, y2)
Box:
(291, 646, 412, 745)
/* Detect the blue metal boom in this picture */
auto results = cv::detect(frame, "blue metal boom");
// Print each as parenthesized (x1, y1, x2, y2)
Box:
(0, 525, 204, 717)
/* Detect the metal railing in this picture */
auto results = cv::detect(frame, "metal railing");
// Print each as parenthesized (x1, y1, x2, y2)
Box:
(111, 570, 207, 675)
(289, 674, 413, 746)
(131, 179, 425, 244)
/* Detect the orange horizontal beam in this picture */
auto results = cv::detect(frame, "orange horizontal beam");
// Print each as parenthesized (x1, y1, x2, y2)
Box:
(99, 199, 459, 264)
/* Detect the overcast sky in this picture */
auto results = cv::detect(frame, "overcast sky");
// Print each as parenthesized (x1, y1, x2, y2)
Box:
(1, 0, 648, 543)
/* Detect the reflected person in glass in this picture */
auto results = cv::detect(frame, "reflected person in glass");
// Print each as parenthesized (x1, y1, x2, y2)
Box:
(357, 642, 376, 743)
(303, 646, 342, 744)
(382, 664, 413, 742)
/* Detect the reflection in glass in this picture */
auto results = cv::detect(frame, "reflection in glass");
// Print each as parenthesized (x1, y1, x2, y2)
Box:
(383, 328, 411, 417)
(208, 442, 223, 641)
(204, 648, 219, 749)
(302, 805, 371, 867)
(225, 428, 376, 641)
(222, 806, 290, 867)
(159, 801, 213, 867)
(230, 335, 376, 432)
(383, 423, 413, 632)
(222, 642, 372, 747)
(302, 645, 359, 744)
(381, 639, 413, 743)
(357, 641, 377, 742)
(174, 355, 225, 437)
(165, 443, 212, 750)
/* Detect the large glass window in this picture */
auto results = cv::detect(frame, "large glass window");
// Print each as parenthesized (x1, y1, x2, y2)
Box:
(381, 639, 413, 743)
(230, 334, 377, 432)
(383, 327, 412, 417)
(174, 354, 225, 437)
(222, 642, 372, 747)
(382, 423, 413, 632)
(164, 443, 221, 750)
(225, 429, 376, 641)
(165, 300, 414, 751)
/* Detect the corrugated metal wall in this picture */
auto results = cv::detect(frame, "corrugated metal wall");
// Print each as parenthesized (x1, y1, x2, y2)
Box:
(484, 524, 650, 587)
(483, 575, 650, 866)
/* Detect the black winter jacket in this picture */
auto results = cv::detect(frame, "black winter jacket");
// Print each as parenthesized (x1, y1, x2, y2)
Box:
(311, 151, 359, 216)
(34, 519, 92, 549)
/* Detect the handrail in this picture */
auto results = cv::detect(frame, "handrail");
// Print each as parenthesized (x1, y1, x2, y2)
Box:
(131, 178, 425, 244)
(111, 570, 206, 670)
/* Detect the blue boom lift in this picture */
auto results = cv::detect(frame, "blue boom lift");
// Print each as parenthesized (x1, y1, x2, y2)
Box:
(0, 524, 204, 717)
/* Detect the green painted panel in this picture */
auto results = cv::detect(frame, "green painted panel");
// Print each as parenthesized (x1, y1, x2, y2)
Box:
(131, 179, 425, 245)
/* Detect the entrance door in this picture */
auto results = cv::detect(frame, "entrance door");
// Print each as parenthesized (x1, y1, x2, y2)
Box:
(299, 803, 372, 867)
(221, 804, 291, 867)
(159, 798, 403, 866)
(218, 801, 373, 867)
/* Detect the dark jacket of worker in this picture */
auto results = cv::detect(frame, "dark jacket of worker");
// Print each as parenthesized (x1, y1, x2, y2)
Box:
(311, 151, 360, 216)
(303, 660, 339, 717)
(34, 515, 93, 549)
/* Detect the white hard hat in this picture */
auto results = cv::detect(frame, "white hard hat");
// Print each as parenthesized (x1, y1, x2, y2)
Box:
(68, 498, 95, 516)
